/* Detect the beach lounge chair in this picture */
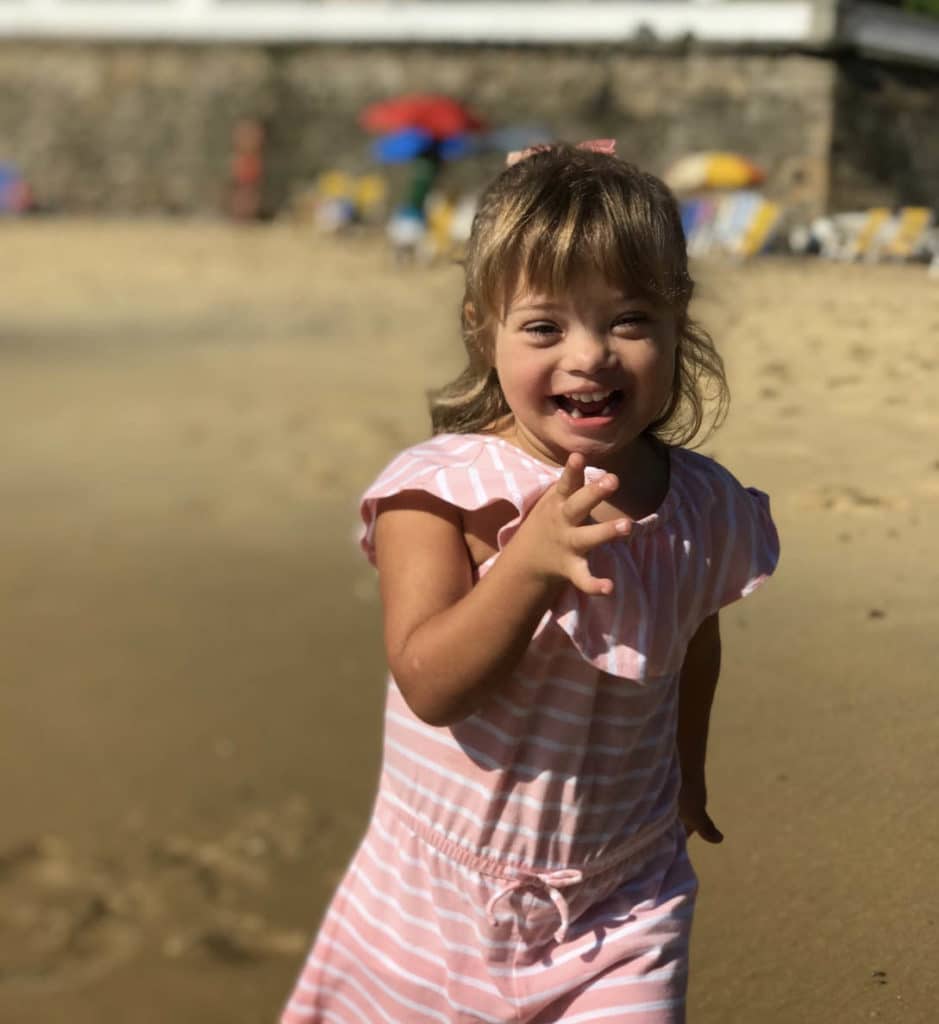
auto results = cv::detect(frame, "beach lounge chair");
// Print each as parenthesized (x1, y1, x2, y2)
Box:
(710, 191, 763, 257)
(683, 198, 720, 259)
(878, 207, 934, 261)
(738, 199, 783, 258)
(839, 207, 892, 261)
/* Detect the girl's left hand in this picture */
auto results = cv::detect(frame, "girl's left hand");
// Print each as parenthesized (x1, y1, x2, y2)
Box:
(678, 775, 724, 844)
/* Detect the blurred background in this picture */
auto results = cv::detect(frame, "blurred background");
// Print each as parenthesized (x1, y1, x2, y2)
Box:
(2, 2, 938, 1022)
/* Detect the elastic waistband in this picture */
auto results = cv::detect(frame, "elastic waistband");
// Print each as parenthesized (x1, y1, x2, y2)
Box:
(382, 791, 678, 885)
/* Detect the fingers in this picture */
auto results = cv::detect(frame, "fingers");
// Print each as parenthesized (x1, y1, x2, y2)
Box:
(555, 453, 585, 499)
(573, 517, 632, 553)
(682, 810, 724, 844)
(697, 813, 724, 844)
(563, 471, 619, 524)
(569, 558, 614, 597)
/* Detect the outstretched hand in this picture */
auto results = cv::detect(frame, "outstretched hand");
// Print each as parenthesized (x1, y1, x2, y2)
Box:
(514, 453, 633, 596)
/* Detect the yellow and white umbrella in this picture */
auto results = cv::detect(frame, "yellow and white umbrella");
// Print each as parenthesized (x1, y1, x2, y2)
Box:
(664, 152, 766, 193)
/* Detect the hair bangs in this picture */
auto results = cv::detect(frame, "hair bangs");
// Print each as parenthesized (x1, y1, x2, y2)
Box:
(488, 178, 690, 317)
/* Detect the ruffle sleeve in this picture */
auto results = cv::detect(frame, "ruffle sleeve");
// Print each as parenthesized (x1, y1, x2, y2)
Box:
(688, 455, 780, 619)
(359, 434, 559, 566)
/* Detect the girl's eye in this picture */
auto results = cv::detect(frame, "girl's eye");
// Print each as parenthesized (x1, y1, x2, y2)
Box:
(524, 322, 560, 341)
(613, 313, 652, 333)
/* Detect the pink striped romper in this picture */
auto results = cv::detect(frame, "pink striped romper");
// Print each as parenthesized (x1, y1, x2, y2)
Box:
(284, 432, 779, 1024)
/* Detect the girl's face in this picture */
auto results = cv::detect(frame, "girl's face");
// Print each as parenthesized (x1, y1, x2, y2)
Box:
(491, 275, 678, 470)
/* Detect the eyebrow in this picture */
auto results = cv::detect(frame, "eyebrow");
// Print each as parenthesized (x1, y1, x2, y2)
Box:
(510, 295, 638, 314)
(510, 302, 566, 314)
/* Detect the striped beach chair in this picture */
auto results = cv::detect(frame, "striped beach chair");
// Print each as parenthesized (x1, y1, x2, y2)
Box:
(839, 206, 892, 261)
(878, 207, 934, 261)
(737, 199, 783, 258)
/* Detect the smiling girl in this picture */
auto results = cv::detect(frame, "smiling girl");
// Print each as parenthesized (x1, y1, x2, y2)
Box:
(282, 141, 779, 1024)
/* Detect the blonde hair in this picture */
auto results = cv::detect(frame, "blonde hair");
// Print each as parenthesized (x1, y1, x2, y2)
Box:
(429, 144, 728, 446)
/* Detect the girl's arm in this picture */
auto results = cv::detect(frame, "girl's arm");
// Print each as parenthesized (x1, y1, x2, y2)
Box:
(676, 612, 725, 843)
(375, 454, 631, 726)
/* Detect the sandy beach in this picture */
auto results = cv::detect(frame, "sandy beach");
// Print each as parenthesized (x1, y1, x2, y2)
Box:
(1, 220, 937, 1023)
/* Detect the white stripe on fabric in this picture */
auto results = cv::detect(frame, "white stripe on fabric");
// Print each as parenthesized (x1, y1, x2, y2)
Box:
(357, 841, 520, 953)
(467, 713, 633, 758)
(515, 658, 676, 701)
(385, 735, 649, 818)
(504, 960, 686, 1010)
(490, 693, 658, 730)
(467, 465, 489, 506)
(362, 820, 528, 951)
(321, 1009, 365, 1024)
(433, 467, 455, 505)
(502, 465, 527, 515)
(369, 456, 421, 491)
(566, 882, 687, 943)
(300, 954, 451, 1024)
(339, 888, 502, 998)
(561, 998, 686, 1022)
(285, 986, 375, 1024)
(386, 710, 657, 787)
(327, 926, 506, 1024)
(382, 762, 650, 842)
(487, 902, 695, 980)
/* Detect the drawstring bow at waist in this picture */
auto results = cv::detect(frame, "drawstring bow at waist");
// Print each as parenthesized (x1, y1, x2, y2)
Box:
(486, 867, 585, 944)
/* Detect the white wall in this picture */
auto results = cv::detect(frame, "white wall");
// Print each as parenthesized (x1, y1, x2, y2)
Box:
(0, 1, 820, 46)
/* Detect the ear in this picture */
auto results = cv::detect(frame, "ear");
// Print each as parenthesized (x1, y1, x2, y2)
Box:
(462, 301, 478, 331)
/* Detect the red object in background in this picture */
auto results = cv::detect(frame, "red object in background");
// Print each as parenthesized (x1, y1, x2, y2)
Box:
(228, 117, 266, 221)
(359, 94, 485, 140)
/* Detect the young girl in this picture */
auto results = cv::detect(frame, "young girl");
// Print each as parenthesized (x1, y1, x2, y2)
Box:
(283, 142, 779, 1023)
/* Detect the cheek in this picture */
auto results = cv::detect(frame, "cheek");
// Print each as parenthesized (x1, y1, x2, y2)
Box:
(496, 347, 548, 395)
(631, 345, 674, 392)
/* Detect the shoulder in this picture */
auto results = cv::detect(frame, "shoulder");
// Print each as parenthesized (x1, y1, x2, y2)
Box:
(669, 447, 764, 512)
(359, 433, 552, 565)
(363, 433, 494, 505)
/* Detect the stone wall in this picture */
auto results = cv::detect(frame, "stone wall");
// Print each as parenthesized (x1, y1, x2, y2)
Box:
(829, 54, 939, 211)
(0, 42, 838, 216)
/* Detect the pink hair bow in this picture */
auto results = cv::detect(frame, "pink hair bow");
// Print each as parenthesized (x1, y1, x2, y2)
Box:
(506, 138, 616, 167)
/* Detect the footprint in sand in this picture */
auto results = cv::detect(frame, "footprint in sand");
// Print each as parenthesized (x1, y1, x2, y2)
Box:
(147, 801, 314, 964)
(0, 837, 142, 992)
(826, 374, 861, 389)
(847, 343, 874, 364)
(0, 799, 322, 992)
(803, 484, 901, 515)
(758, 360, 791, 381)
(283, 411, 312, 435)
(181, 423, 209, 447)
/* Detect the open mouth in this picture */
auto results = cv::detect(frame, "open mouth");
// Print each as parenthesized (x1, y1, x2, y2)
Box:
(552, 389, 623, 419)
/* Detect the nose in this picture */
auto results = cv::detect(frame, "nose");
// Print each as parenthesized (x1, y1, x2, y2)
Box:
(565, 327, 612, 373)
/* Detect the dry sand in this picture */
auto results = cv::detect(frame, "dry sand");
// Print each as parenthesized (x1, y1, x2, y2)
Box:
(1, 220, 937, 1023)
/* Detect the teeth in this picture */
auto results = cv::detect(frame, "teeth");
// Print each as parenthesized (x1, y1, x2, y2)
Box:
(565, 390, 612, 404)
